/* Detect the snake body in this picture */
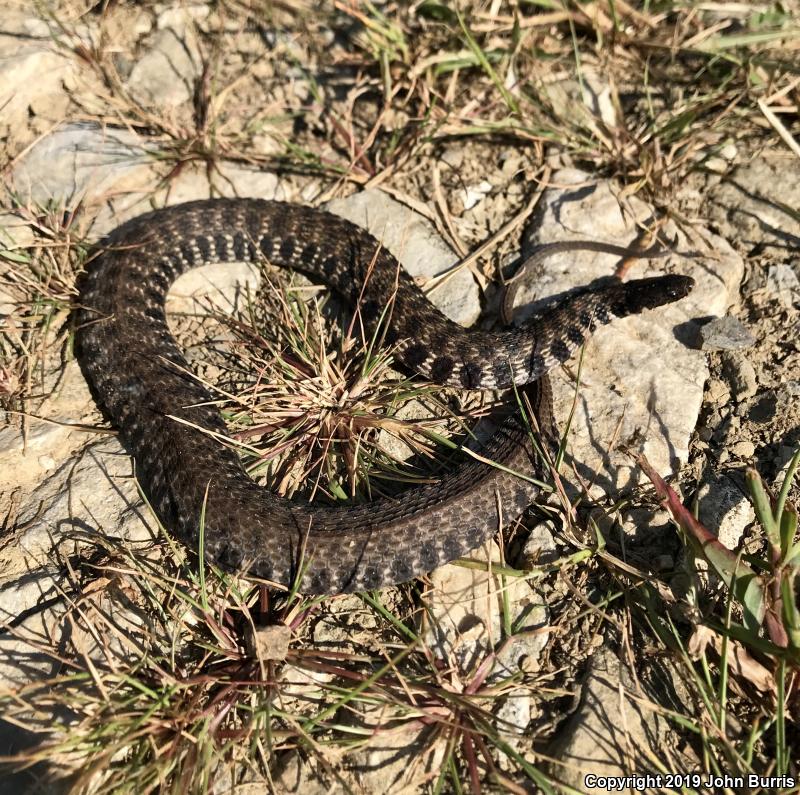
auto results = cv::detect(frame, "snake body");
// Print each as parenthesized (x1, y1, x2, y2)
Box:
(76, 199, 692, 594)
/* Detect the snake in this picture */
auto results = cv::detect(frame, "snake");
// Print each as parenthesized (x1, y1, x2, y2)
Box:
(75, 198, 693, 594)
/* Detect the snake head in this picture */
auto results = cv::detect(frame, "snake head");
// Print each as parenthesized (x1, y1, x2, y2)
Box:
(662, 274, 695, 301)
(617, 274, 695, 316)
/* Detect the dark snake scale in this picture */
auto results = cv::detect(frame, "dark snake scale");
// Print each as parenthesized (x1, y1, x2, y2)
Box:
(76, 199, 693, 594)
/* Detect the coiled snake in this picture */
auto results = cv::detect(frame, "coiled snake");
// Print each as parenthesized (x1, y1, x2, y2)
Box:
(75, 199, 692, 594)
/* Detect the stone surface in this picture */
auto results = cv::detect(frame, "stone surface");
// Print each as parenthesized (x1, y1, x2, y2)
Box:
(0, 361, 97, 499)
(127, 25, 200, 108)
(495, 691, 533, 754)
(325, 189, 481, 327)
(723, 354, 758, 402)
(0, 12, 78, 152)
(700, 316, 756, 351)
(0, 212, 36, 253)
(707, 154, 800, 252)
(347, 702, 448, 792)
(9, 123, 157, 224)
(0, 438, 148, 583)
(696, 472, 755, 551)
(547, 645, 660, 790)
(420, 543, 549, 676)
(166, 261, 262, 315)
(766, 263, 800, 309)
(522, 522, 559, 566)
(513, 168, 742, 495)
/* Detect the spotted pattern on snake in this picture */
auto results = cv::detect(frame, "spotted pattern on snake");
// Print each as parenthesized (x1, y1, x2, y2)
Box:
(75, 198, 693, 594)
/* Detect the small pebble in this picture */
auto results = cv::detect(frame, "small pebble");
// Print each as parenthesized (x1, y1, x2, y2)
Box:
(704, 156, 728, 174)
(719, 142, 738, 162)
(723, 354, 758, 402)
(731, 440, 755, 459)
(700, 316, 756, 351)
(440, 148, 463, 169)
(461, 180, 492, 210)
(705, 377, 730, 405)
(522, 523, 559, 565)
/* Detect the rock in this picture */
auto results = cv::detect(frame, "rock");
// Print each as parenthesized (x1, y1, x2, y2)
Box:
(214, 162, 286, 202)
(695, 472, 754, 552)
(0, 572, 70, 687)
(521, 522, 559, 566)
(166, 261, 262, 315)
(127, 26, 200, 109)
(731, 440, 756, 460)
(271, 753, 340, 794)
(462, 180, 492, 211)
(246, 624, 291, 661)
(0, 361, 97, 495)
(156, 4, 211, 30)
(0, 212, 36, 253)
(703, 141, 738, 173)
(777, 380, 800, 400)
(149, 161, 285, 211)
(722, 354, 758, 402)
(311, 593, 380, 649)
(440, 148, 463, 169)
(0, 11, 77, 151)
(547, 645, 660, 790)
(346, 702, 448, 792)
(419, 543, 548, 676)
(495, 692, 533, 755)
(705, 377, 730, 407)
(0, 438, 147, 583)
(766, 263, 800, 309)
(707, 155, 800, 252)
(9, 124, 158, 225)
(278, 662, 334, 702)
(699, 316, 755, 351)
(513, 169, 741, 495)
(325, 190, 481, 327)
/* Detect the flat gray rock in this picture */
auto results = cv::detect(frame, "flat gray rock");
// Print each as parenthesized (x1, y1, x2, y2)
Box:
(325, 189, 481, 327)
(0, 12, 77, 151)
(9, 123, 157, 222)
(700, 316, 756, 351)
(127, 26, 200, 108)
(547, 645, 659, 790)
(512, 169, 741, 494)
(707, 154, 800, 252)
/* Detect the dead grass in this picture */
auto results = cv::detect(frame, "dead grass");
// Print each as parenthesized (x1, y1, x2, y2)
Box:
(177, 276, 491, 504)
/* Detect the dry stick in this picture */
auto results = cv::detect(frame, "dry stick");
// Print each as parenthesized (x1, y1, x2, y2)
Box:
(431, 161, 468, 258)
(758, 99, 800, 159)
(425, 165, 552, 298)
